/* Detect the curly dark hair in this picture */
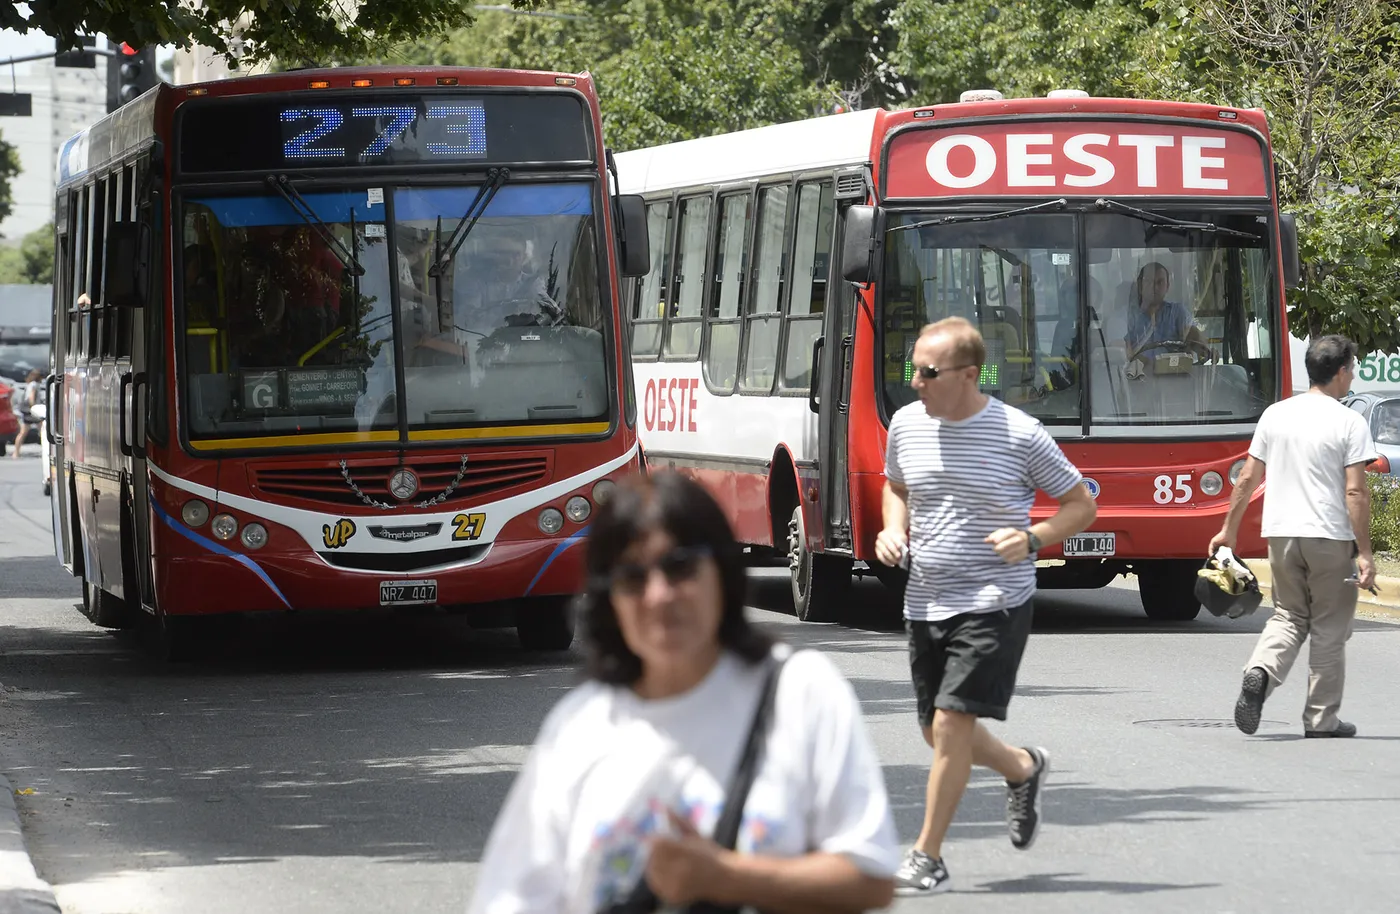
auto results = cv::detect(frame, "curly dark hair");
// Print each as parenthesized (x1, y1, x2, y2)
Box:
(578, 470, 772, 685)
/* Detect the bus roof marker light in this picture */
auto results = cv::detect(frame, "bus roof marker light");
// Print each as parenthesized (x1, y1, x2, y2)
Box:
(395, 77, 416, 87)
(959, 89, 1004, 103)
(555, 77, 577, 86)
(351, 78, 374, 87)
(913, 109, 935, 119)
(437, 76, 459, 86)
(1047, 89, 1090, 99)
(187, 87, 208, 97)
(308, 79, 331, 89)
(1218, 110, 1239, 119)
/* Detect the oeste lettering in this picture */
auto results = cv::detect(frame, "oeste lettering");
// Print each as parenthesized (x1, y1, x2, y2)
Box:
(642, 377, 700, 432)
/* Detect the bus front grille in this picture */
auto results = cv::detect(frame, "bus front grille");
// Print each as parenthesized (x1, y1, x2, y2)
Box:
(250, 454, 551, 509)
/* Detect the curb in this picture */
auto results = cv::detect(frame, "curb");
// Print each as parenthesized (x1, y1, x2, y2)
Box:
(1249, 564, 1400, 625)
(0, 773, 59, 914)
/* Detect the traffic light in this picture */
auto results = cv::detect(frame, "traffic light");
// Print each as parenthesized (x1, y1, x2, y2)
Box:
(55, 37, 97, 69)
(106, 43, 158, 112)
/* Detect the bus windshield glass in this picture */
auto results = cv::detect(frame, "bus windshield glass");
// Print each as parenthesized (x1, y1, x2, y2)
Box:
(178, 182, 608, 444)
(880, 210, 1279, 430)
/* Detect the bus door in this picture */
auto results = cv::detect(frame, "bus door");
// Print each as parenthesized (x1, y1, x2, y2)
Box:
(812, 168, 866, 553)
(122, 163, 156, 609)
(50, 207, 74, 570)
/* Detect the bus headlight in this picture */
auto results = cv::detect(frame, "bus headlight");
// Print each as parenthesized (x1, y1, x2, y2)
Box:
(211, 514, 238, 541)
(181, 499, 210, 527)
(538, 508, 564, 535)
(1200, 471, 1224, 497)
(240, 523, 268, 550)
(565, 496, 591, 523)
(592, 479, 616, 505)
(1229, 459, 1246, 486)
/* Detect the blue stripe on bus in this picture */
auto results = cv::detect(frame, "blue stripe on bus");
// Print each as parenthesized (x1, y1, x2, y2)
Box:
(393, 184, 592, 221)
(525, 524, 591, 596)
(186, 191, 385, 227)
(150, 500, 294, 610)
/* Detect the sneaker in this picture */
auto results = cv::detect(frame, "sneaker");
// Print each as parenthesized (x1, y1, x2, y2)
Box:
(1234, 666, 1269, 735)
(1304, 720, 1357, 738)
(893, 848, 951, 896)
(1006, 746, 1049, 850)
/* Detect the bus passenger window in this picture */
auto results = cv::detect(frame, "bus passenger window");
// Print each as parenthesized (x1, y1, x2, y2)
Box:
(631, 201, 670, 359)
(741, 184, 789, 392)
(704, 192, 749, 393)
(665, 194, 711, 359)
(780, 180, 833, 391)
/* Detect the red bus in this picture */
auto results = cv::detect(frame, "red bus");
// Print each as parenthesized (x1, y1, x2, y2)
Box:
(615, 89, 1297, 622)
(49, 66, 649, 657)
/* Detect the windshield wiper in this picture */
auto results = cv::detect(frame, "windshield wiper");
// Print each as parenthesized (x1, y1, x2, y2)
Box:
(428, 167, 511, 278)
(265, 175, 365, 276)
(889, 198, 1069, 233)
(1094, 197, 1261, 241)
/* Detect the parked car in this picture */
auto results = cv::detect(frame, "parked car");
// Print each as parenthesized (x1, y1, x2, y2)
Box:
(1341, 390, 1400, 474)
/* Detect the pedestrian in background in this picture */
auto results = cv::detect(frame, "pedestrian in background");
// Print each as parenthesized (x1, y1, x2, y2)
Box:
(875, 317, 1096, 896)
(1210, 334, 1378, 738)
(468, 470, 898, 914)
(11, 368, 42, 459)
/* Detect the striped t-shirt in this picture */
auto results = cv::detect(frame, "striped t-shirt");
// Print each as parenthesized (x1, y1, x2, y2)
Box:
(884, 397, 1083, 622)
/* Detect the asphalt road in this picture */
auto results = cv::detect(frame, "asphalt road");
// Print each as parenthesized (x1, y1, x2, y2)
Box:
(2, 453, 1399, 913)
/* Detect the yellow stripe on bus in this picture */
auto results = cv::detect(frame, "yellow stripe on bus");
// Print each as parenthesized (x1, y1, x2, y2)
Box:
(408, 422, 610, 442)
(188, 431, 400, 450)
(186, 422, 609, 450)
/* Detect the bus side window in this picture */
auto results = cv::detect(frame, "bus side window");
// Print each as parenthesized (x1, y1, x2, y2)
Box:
(781, 179, 833, 391)
(665, 193, 712, 360)
(703, 191, 750, 394)
(741, 183, 790, 393)
(630, 200, 671, 359)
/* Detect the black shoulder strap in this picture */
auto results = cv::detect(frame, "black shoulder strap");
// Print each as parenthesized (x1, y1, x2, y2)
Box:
(711, 651, 788, 850)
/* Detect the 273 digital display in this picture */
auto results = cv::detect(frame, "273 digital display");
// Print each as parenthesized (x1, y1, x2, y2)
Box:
(178, 93, 591, 173)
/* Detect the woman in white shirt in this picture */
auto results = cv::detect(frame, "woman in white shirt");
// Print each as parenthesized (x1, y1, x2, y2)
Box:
(468, 470, 898, 914)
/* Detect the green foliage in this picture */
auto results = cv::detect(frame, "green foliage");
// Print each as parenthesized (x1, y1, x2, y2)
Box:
(7, 0, 482, 66)
(1369, 474, 1400, 553)
(0, 132, 19, 227)
(0, 224, 54, 285)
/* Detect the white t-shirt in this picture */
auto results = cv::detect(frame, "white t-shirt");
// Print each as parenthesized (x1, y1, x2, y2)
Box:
(1249, 391, 1378, 540)
(884, 397, 1083, 622)
(467, 648, 898, 914)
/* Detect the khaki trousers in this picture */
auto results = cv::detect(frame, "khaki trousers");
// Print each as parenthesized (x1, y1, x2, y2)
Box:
(1245, 537, 1358, 732)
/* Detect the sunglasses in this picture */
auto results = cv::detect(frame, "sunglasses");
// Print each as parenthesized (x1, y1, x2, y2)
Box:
(610, 544, 712, 594)
(916, 363, 977, 379)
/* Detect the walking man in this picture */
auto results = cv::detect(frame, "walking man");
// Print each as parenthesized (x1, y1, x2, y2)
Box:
(1209, 334, 1377, 738)
(876, 317, 1097, 895)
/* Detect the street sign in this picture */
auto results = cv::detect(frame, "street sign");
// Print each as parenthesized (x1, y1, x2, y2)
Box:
(0, 94, 33, 116)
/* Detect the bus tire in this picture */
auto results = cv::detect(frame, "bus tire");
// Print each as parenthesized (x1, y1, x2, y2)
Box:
(82, 579, 133, 629)
(1137, 560, 1203, 621)
(516, 597, 575, 651)
(788, 506, 851, 623)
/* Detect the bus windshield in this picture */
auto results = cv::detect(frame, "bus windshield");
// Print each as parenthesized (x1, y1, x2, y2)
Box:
(880, 210, 1279, 431)
(178, 182, 608, 444)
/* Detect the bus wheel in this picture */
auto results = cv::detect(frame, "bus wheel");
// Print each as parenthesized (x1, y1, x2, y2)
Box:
(517, 597, 575, 652)
(1137, 560, 1203, 621)
(788, 506, 851, 623)
(82, 580, 133, 629)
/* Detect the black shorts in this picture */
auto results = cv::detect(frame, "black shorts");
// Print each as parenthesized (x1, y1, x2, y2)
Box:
(907, 599, 1034, 724)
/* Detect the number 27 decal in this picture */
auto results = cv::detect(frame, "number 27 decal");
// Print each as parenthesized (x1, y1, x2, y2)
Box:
(452, 512, 487, 541)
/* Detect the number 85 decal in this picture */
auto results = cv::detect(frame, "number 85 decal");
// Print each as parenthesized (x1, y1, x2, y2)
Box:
(452, 512, 487, 541)
(1153, 474, 1192, 504)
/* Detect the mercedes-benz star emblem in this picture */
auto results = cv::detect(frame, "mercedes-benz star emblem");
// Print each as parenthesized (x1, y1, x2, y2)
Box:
(388, 468, 420, 502)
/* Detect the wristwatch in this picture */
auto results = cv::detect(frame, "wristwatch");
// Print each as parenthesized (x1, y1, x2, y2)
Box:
(1024, 529, 1043, 552)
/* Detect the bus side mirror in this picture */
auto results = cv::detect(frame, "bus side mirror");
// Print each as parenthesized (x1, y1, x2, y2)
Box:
(106, 222, 152, 308)
(841, 204, 883, 285)
(615, 194, 650, 278)
(1279, 212, 1301, 290)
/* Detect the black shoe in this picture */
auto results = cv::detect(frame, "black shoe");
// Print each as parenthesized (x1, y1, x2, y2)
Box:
(1304, 720, 1357, 738)
(1006, 746, 1049, 850)
(1234, 667, 1268, 735)
(893, 848, 951, 896)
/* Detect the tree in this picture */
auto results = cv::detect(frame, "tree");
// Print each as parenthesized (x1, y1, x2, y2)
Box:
(0, 132, 19, 227)
(0, 224, 54, 285)
(5, 0, 483, 66)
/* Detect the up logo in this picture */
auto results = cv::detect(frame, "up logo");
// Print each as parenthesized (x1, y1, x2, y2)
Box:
(322, 518, 357, 549)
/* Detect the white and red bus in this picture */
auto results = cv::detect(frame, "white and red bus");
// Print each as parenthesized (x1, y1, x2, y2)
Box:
(615, 90, 1297, 621)
(49, 66, 649, 657)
